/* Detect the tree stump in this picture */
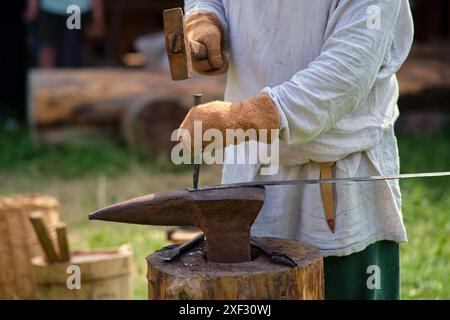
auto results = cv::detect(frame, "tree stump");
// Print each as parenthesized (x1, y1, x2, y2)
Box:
(147, 237, 324, 300)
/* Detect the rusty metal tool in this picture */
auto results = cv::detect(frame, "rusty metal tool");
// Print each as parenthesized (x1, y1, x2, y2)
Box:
(89, 187, 265, 263)
(251, 238, 298, 268)
(161, 232, 205, 262)
(192, 94, 202, 189)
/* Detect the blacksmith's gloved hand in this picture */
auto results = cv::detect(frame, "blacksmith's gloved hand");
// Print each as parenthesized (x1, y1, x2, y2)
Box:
(178, 93, 281, 155)
(185, 12, 229, 76)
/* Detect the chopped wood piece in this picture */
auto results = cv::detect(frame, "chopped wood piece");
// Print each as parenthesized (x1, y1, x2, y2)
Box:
(56, 223, 71, 262)
(29, 212, 58, 263)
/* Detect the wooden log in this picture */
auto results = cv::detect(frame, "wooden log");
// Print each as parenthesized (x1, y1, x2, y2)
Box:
(28, 69, 225, 127)
(28, 69, 225, 152)
(29, 69, 149, 126)
(32, 245, 133, 300)
(147, 237, 324, 300)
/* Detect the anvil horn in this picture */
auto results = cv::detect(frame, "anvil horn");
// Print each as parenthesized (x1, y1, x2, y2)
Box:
(89, 187, 265, 263)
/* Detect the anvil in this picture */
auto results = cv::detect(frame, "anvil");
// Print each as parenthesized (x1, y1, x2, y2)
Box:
(88, 170, 450, 263)
(89, 187, 265, 263)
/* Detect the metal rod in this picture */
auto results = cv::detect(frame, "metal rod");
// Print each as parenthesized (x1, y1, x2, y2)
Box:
(193, 94, 202, 189)
(187, 171, 450, 191)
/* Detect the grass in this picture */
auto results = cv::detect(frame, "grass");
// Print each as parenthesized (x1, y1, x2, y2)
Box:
(0, 127, 448, 299)
(397, 134, 450, 299)
(0, 129, 190, 180)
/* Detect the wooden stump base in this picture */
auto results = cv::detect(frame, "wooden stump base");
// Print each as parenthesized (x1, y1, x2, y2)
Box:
(147, 237, 324, 300)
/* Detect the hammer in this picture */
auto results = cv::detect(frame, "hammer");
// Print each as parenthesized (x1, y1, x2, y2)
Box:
(164, 7, 221, 81)
(164, 8, 209, 188)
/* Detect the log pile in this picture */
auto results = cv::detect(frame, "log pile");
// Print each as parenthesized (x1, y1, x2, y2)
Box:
(28, 69, 225, 154)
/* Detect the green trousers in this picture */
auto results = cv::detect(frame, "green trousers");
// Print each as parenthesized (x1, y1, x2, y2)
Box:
(324, 240, 400, 300)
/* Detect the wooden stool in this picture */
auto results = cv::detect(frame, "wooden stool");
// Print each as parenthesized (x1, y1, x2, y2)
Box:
(147, 237, 324, 300)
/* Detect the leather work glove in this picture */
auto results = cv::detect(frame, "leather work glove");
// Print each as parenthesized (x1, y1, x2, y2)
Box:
(185, 12, 229, 76)
(178, 93, 281, 154)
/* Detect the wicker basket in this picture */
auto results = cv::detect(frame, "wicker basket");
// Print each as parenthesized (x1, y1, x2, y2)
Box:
(0, 194, 60, 299)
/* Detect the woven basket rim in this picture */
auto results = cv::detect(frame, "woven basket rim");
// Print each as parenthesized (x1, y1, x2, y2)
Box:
(0, 194, 59, 210)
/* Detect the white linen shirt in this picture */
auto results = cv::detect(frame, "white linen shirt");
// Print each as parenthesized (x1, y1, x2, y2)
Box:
(185, 0, 414, 256)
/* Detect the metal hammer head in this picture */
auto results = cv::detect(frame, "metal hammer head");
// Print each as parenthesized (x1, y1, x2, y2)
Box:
(163, 8, 192, 81)
(89, 187, 265, 263)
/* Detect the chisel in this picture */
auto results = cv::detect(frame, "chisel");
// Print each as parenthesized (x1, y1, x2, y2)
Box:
(192, 94, 202, 189)
(161, 232, 205, 262)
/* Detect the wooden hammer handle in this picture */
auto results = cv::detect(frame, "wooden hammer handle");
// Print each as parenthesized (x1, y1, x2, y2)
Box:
(29, 212, 59, 263)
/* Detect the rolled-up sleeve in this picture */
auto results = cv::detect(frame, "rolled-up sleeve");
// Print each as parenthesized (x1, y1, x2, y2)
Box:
(264, 0, 403, 145)
(184, 0, 228, 38)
